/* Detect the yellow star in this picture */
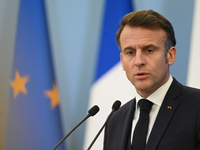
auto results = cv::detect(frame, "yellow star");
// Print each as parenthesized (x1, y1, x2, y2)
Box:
(44, 83, 60, 109)
(10, 70, 29, 99)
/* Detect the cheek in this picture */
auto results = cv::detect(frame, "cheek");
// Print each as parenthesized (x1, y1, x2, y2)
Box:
(149, 57, 168, 74)
(124, 62, 135, 73)
(122, 62, 133, 77)
(124, 63, 136, 82)
(120, 55, 126, 71)
(122, 59, 132, 70)
(154, 61, 169, 77)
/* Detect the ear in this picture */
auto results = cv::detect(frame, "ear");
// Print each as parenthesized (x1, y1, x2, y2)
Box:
(167, 46, 176, 66)
(120, 53, 125, 70)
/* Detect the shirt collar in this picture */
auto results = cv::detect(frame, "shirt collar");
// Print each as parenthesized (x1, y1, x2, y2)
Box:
(135, 75, 173, 106)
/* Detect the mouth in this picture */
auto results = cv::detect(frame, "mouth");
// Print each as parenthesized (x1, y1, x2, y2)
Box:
(135, 72, 149, 79)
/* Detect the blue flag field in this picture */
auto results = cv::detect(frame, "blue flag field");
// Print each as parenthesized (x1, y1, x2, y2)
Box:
(5, 0, 65, 150)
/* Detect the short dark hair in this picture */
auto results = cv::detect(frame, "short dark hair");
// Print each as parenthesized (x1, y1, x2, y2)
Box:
(116, 9, 176, 51)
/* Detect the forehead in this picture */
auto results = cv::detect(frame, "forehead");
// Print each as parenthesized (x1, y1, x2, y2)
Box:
(120, 25, 167, 50)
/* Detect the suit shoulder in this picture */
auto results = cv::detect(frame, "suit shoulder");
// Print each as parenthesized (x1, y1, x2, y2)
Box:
(108, 99, 135, 122)
(172, 78, 200, 99)
(117, 99, 135, 113)
(181, 85, 200, 97)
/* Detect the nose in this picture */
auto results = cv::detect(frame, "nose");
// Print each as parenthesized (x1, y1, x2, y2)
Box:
(134, 51, 145, 67)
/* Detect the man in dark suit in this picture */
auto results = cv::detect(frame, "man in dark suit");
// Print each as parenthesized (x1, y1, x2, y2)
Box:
(103, 9, 200, 150)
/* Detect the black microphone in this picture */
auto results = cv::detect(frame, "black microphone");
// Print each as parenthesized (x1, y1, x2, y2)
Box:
(52, 105, 100, 150)
(87, 100, 121, 150)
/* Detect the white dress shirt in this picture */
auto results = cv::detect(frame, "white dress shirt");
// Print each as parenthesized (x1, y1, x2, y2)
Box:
(131, 75, 173, 143)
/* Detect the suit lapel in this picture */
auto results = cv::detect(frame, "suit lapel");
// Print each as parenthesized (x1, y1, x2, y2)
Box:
(119, 99, 136, 150)
(146, 78, 182, 150)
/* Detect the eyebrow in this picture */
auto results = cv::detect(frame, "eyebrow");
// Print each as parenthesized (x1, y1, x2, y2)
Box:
(122, 44, 159, 52)
(142, 44, 159, 50)
(122, 46, 135, 52)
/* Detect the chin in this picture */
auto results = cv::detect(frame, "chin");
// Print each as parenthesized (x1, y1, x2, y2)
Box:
(134, 81, 150, 89)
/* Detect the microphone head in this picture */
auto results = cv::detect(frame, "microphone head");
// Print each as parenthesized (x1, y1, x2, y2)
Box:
(88, 105, 100, 116)
(112, 100, 121, 111)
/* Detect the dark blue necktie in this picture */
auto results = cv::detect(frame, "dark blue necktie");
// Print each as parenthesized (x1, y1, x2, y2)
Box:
(132, 99, 153, 150)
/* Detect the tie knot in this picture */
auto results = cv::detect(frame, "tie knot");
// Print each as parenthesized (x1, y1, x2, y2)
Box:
(138, 99, 153, 113)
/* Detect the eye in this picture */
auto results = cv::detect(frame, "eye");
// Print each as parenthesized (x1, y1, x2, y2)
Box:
(146, 49, 153, 53)
(125, 49, 136, 56)
(127, 51, 134, 55)
(143, 49, 154, 55)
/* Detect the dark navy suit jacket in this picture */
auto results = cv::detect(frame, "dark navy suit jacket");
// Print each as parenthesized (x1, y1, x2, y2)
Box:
(103, 78, 200, 150)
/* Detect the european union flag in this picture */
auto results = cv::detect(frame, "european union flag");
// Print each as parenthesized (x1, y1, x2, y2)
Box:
(5, 0, 65, 150)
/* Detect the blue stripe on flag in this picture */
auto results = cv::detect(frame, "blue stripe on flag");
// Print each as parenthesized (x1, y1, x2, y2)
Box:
(5, 0, 65, 150)
(83, 1, 134, 149)
(95, 0, 133, 81)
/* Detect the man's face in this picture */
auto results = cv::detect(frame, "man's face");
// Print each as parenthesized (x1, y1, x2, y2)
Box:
(120, 26, 176, 98)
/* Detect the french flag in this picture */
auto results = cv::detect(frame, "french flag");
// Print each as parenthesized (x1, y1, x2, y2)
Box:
(83, 0, 136, 149)
(187, 0, 200, 88)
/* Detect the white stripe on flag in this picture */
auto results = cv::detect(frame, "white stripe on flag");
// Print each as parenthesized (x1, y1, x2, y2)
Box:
(187, 0, 200, 88)
(83, 62, 136, 150)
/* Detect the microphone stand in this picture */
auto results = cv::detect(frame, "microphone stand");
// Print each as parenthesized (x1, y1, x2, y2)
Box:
(52, 114, 90, 150)
(52, 105, 99, 150)
(87, 100, 121, 150)
(87, 109, 115, 150)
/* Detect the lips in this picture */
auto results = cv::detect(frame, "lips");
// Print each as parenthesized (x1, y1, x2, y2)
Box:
(135, 72, 149, 79)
